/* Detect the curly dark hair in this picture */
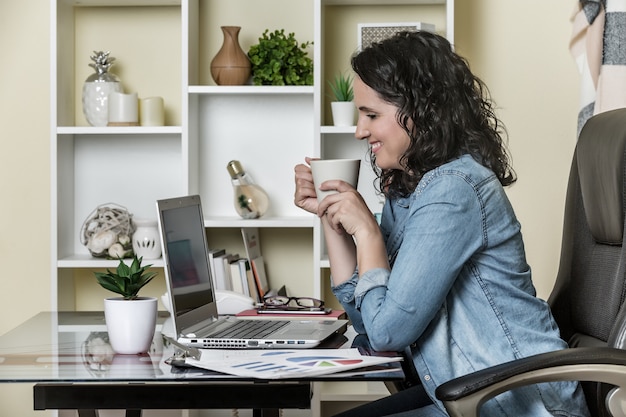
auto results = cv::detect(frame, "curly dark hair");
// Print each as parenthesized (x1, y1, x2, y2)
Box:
(351, 31, 516, 199)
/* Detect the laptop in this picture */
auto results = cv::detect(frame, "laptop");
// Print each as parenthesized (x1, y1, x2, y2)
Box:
(156, 194, 348, 349)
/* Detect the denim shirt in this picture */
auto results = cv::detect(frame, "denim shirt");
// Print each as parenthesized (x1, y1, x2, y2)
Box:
(332, 155, 589, 416)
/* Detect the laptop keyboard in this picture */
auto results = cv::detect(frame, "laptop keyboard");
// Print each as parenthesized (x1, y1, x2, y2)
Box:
(207, 319, 290, 339)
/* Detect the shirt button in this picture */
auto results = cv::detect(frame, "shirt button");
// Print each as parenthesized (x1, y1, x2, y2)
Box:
(424, 375, 431, 381)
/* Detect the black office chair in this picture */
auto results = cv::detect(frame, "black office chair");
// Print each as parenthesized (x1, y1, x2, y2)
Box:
(435, 108, 626, 417)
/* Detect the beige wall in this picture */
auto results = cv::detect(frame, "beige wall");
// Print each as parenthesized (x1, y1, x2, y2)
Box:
(455, 0, 580, 298)
(0, 0, 580, 415)
(1, 1, 52, 416)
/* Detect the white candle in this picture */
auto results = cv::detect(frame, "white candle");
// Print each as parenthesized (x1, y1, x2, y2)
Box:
(108, 92, 138, 125)
(139, 96, 165, 126)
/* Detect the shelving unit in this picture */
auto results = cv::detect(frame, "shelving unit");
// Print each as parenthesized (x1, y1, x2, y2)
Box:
(51, 0, 453, 414)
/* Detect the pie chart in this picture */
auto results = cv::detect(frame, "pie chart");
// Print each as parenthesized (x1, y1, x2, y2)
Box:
(286, 355, 364, 367)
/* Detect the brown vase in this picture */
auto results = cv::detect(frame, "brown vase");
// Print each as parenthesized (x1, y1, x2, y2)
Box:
(210, 26, 251, 86)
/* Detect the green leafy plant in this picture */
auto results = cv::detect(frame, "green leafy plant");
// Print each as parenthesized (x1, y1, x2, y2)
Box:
(94, 255, 157, 300)
(247, 29, 313, 86)
(328, 72, 354, 102)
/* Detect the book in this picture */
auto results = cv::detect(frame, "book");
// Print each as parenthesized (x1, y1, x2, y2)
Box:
(229, 256, 244, 294)
(241, 227, 262, 260)
(250, 256, 270, 299)
(238, 258, 252, 297)
(221, 253, 239, 292)
(207, 248, 226, 288)
(241, 227, 271, 299)
(236, 308, 347, 321)
(212, 252, 232, 291)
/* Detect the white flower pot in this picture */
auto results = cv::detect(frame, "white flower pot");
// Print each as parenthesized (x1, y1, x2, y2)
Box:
(331, 101, 356, 126)
(104, 297, 157, 354)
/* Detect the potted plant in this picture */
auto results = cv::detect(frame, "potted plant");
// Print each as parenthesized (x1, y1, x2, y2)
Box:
(247, 29, 313, 86)
(94, 255, 158, 354)
(328, 71, 355, 126)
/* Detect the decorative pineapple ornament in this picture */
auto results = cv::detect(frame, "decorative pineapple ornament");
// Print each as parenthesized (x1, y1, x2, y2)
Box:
(82, 51, 122, 127)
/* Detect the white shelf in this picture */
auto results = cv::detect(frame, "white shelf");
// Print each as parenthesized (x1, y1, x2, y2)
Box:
(321, 126, 356, 134)
(189, 85, 314, 95)
(52, 0, 454, 303)
(56, 126, 182, 135)
(51, 0, 454, 300)
(60, 0, 181, 6)
(203, 216, 315, 228)
(58, 254, 165, 269)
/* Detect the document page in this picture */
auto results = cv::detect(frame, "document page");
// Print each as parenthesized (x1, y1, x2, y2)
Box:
(185, 348, 402, 379)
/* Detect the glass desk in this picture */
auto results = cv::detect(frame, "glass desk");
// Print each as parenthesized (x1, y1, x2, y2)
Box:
(0, 312, 404, 417)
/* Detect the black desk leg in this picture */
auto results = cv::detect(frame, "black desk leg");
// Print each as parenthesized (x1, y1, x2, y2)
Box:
(253, 409, 280, 417)
(77, 410, 141, 417)
(77, 409, 277, 417)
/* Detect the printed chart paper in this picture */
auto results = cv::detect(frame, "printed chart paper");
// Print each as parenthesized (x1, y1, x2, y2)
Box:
(185, 348, 402, 379)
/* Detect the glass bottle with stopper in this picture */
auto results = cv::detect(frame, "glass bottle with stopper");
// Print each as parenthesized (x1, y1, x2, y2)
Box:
(226, 160, 269, 219)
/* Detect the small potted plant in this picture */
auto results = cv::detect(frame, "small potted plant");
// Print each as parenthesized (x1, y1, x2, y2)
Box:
(328, 71, 355, 126)
(94, 255, 158, 354)
(247, 29, 313, 86)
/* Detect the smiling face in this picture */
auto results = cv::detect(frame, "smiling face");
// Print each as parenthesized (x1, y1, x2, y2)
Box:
(353, 77, 411, 172)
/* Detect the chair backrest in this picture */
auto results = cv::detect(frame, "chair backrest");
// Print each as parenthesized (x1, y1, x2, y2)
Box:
(548, 107, 626, 416)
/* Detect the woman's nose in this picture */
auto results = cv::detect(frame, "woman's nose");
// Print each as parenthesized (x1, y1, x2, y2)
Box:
(355, 121, 369, 141)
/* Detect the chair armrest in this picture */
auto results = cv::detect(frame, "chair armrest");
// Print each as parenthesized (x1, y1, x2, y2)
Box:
(435, 347, 626, 417)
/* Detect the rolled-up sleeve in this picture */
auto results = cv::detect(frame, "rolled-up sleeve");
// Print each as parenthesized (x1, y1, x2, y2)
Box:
(332, 268, 390, 335)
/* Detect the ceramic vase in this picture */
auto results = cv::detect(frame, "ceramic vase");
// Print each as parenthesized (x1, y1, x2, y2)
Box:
(210, 26, 251, 85)
(82, 72, 122, 127)
(132, 218, 162, 259)
(104, 297, 157, 354)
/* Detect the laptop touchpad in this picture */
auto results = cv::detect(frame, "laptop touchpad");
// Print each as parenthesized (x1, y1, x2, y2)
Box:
(281, 329, 319, 336)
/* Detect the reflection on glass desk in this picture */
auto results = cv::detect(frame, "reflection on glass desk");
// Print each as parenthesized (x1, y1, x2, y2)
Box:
(0, 312, 404, 417)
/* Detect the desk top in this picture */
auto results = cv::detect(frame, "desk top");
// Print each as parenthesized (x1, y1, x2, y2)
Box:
(0, 312, 403, 384)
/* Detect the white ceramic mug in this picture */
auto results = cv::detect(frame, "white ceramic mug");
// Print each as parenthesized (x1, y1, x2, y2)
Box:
(310, 158, 361, 202)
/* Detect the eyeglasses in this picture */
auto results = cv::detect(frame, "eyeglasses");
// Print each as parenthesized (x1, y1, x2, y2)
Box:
(262, 296, 325, 310)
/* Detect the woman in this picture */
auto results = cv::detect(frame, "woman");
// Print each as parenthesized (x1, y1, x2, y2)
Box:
(294, 31, 589, 416)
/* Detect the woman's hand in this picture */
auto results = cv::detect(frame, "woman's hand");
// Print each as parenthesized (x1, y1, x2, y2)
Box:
(296, 157, 387, 280)
(295, 156, 380, 245)
(319, 180, 389, 277)
(318, 179, 379, 241)
(294, 157, 320, 215)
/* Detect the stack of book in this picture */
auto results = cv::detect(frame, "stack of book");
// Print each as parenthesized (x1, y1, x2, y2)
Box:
(210, 227, 346, 320)
(208, 227, 271, 303)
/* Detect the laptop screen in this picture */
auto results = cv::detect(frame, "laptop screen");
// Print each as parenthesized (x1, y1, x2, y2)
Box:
(157, 195, 218, 332)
